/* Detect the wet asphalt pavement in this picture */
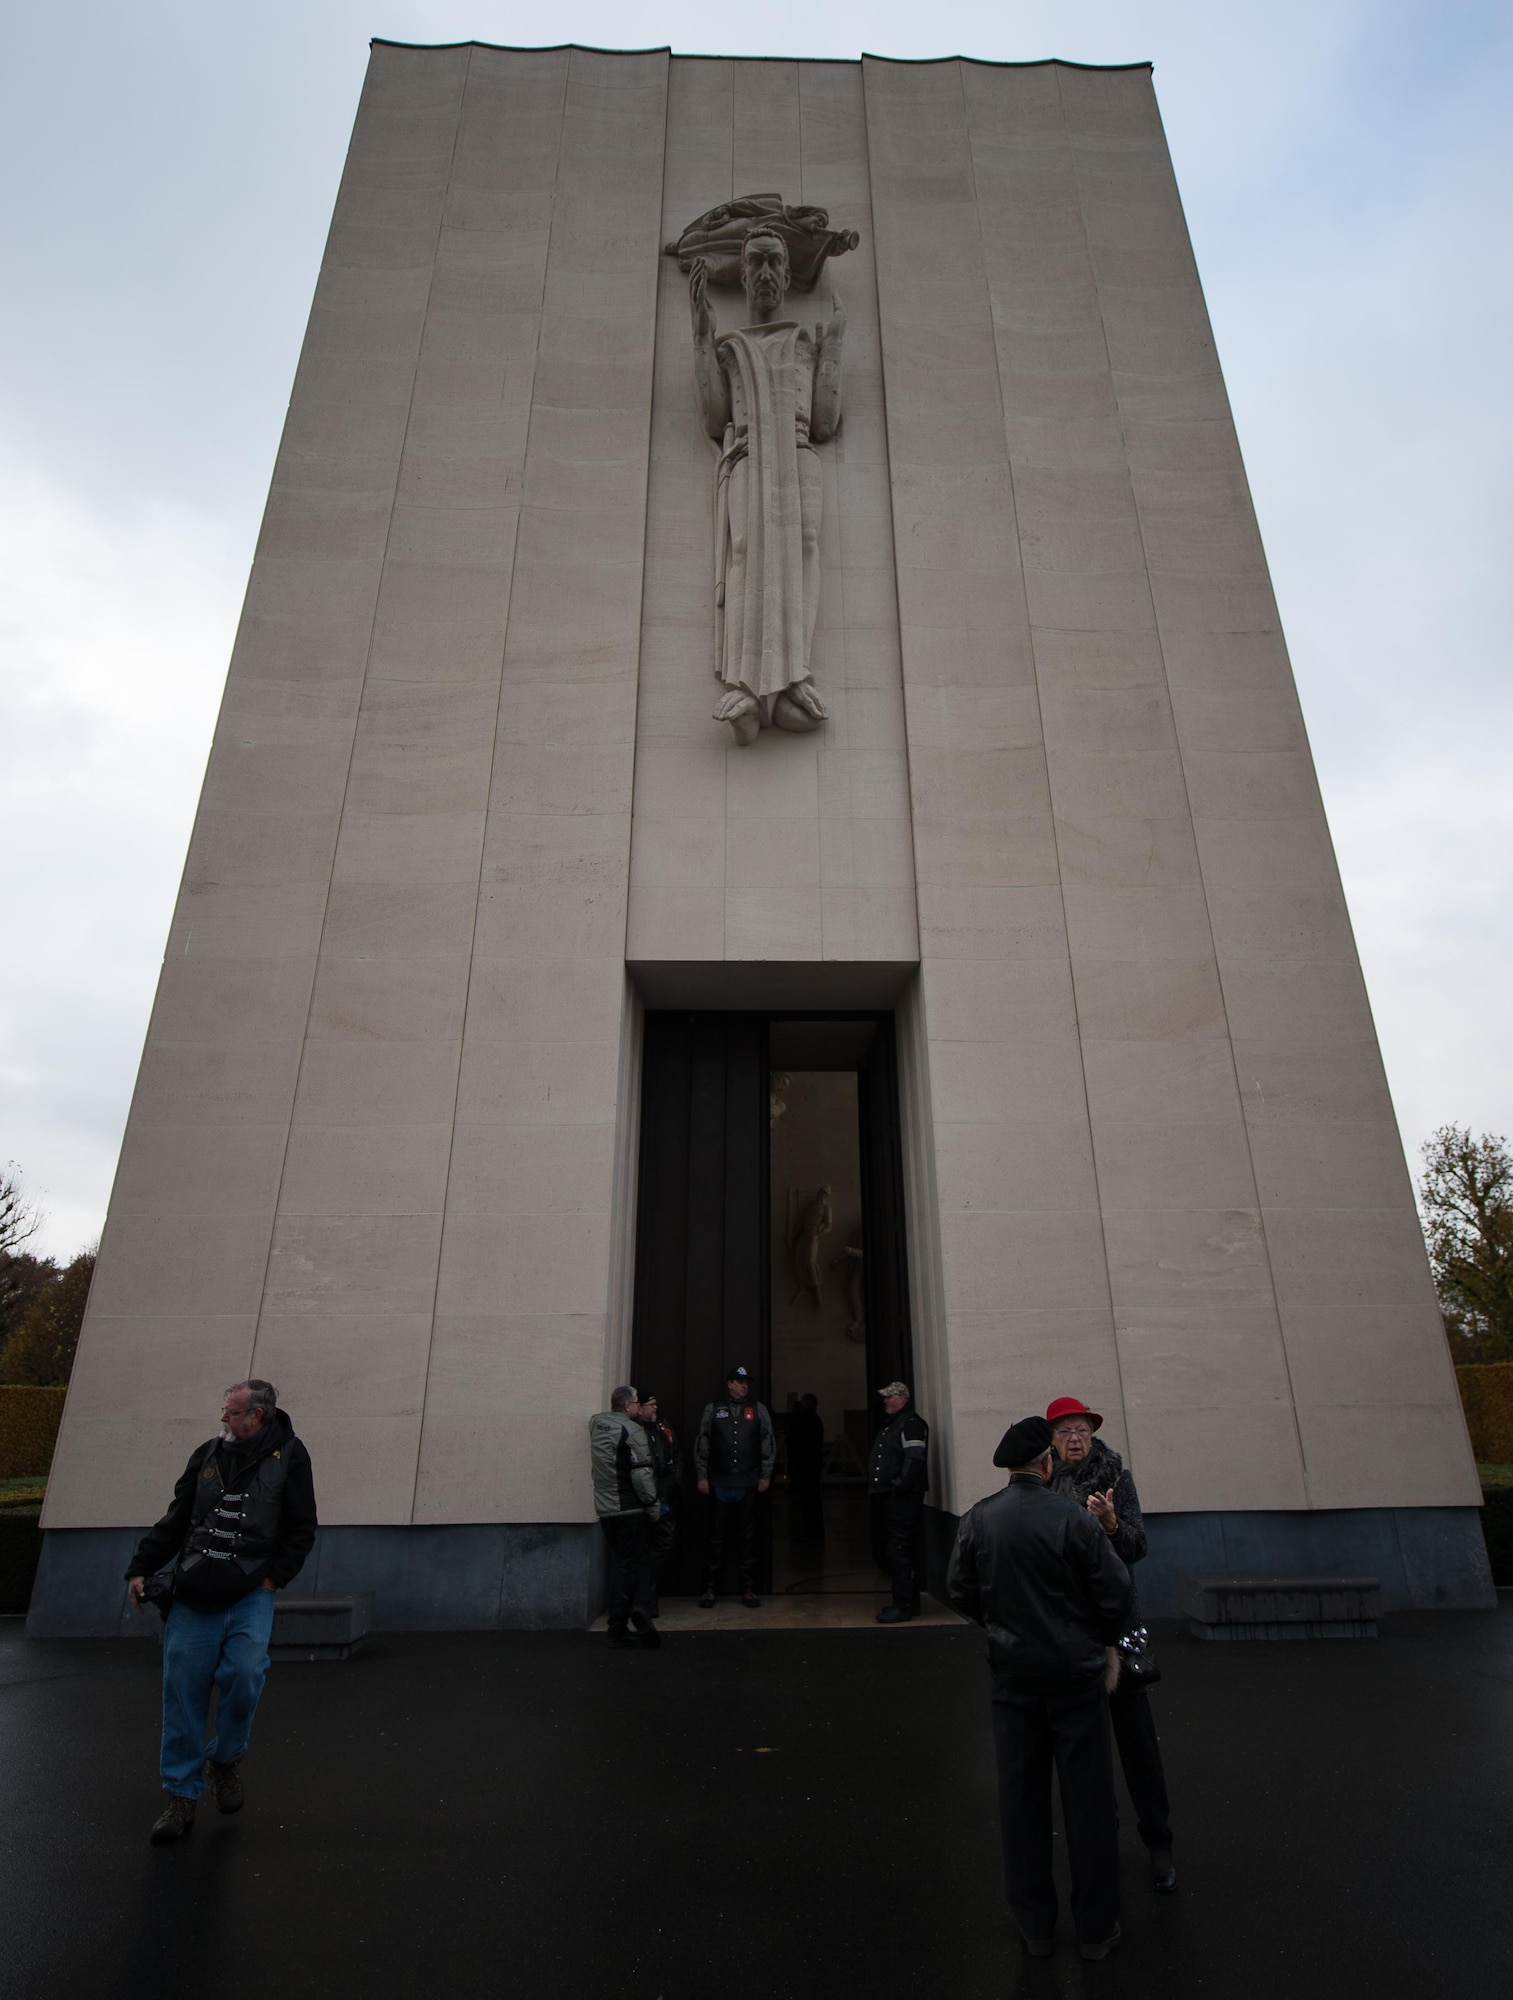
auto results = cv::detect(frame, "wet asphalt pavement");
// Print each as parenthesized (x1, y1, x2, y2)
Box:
(3, 1601, 1511, 1999)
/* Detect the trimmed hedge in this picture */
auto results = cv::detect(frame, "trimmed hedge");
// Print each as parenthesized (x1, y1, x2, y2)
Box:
(0, 1386, 67, 1481)
(1456, 1363, 1513, 1464)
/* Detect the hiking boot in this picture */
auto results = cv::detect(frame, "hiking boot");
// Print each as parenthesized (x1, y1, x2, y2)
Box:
(149, 1795, 196, 1845)
(629, 1610, 662, 1651)
(205, 1759, 244, 1815)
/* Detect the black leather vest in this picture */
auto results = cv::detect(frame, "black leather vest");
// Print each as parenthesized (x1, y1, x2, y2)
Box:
(707, 1400, 763, 1479)
(180, 1440, 291, 1577)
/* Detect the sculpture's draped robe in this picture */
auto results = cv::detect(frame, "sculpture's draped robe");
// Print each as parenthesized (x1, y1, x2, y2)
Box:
(714, 321, 818, 703)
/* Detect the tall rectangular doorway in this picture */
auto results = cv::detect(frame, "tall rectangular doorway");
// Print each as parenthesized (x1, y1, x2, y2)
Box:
(629, 1012, 913, 1595)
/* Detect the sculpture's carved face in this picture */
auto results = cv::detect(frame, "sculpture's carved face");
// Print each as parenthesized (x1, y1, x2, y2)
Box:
(742, 231, 790, 318)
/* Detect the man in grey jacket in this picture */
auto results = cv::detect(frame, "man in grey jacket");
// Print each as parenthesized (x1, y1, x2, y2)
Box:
(589, 1387, 660, 1650)
(948, 1415, 1132, 1963)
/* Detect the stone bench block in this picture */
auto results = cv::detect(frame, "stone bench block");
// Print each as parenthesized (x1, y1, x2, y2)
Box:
(270, 1592, 375, 1661)
(1181, 1574, 1380, 1642)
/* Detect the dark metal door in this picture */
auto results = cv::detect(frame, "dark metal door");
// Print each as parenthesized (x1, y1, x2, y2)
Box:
(630, 1012, 769, 1594)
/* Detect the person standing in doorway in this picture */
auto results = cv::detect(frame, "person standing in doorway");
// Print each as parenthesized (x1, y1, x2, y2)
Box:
(869, 1380, 929, 1623)
(787, 1392, 826, 1542)
(126, 1379, 317, 1844)
(635, 1391, 682, 1620)
(589, 1387, 661, 1651)
(948, 1415, 1132, 1962)
(695, 1365, 775, 1608)
(1046, 1394, 1177, 1893)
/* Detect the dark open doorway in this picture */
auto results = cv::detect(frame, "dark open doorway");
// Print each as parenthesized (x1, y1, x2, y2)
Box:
(629, 1010, 913, 1596)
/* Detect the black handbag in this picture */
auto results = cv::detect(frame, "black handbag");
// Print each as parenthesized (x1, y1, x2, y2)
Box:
(138, 1563, 178, 1621)
(1115, 1623, 1162, 1689)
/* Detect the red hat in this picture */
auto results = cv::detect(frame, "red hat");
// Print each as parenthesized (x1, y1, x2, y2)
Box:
(1045, 1396, 1103, 1431)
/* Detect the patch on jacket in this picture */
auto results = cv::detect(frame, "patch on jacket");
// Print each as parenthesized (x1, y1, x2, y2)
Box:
(743, 1407, 755, 1421)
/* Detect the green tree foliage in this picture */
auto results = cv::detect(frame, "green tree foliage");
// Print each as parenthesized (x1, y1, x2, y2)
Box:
(1418, 1125, 1513, 1363)
(0, 1252, 61, 1350)
(0, 1250, 96, 1387)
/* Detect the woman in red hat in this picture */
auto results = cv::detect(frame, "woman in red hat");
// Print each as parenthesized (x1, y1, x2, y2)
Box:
(1044, 1396, 1176, 1894)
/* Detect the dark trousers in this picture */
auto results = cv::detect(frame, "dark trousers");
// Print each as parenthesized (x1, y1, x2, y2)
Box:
(634, 1509, 677, 1614)
(1110, 1681, 1173, 1848)
(871, 1491, 924, 1608)
(601, 1512, 650, 1633)
(990, 1678, 1119, 1946)
(702, 1488, 759, 1592)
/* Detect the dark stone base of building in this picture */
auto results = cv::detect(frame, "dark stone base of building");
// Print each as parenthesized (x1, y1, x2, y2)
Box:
(25, 1523, 605, 1637)
(926, 1503, 1494, 1616)
(27, 1505, 1492, 1636)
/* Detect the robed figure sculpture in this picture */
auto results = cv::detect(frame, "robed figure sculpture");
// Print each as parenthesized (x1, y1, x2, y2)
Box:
(667, 197, 857, 746)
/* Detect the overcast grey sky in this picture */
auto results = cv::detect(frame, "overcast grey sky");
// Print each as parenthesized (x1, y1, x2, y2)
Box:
(2, 1, 1509, 1259)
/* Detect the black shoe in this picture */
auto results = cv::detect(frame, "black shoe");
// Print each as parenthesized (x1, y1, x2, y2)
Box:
(740, 1591, 761, 1609)
(698, 1588, 716, 1609)
(606, 1627, 636, 1649)
(629, 1610, 661, 1650)
(1019, 1933, 1053, 1958)
(876, 1604, 918, 1624)
(204, 1758, 244, 1815)
(1079, 1925, 1121, 1962)
(149, 1795, 196, 1845)
(1150, 1848, 1177, 1893)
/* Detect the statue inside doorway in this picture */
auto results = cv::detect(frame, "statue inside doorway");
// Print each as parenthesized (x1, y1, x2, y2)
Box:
(668, 197, 856, 746)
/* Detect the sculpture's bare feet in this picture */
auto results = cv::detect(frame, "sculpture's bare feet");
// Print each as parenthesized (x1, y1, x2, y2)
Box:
(714, 688, 762, 747)
(772, 682, 828, 733)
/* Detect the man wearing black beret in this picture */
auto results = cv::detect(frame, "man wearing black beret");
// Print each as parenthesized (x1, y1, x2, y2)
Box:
(947, 1415, 1133, 1963)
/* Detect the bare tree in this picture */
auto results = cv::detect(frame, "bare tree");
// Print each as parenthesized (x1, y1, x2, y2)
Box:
(0, 1161, 40, 1259)
(1418, 1125, 1513, 1363)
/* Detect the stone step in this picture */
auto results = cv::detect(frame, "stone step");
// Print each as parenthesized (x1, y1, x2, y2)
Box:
(271, 1591, 374, 1661)
(1181, 1574, 1380, 1642)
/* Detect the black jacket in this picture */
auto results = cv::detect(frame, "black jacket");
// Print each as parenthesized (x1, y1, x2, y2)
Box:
(694, 1397, 776, 1489)
(127, 1410, 318, 1609)
(868, 1406, 929, 1496)
(947, 1473, 1132, 1693)
(641, 1417, 683, 1504)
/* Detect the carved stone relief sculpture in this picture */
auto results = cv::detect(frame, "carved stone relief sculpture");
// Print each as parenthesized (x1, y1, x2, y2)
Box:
(788, 1184, 834, 1306)
(666, 197, 857, 746)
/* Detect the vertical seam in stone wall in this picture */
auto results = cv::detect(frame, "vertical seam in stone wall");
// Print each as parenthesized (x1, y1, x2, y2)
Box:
(857, 64, 925, 969)
(246, 50, 473, 1438)
(1057, 66, 1313, 1502)
(606, 54, 671, 1391)
(966, 61, 1128, 1435)
(859, 60, 949, 1493)
(406, 51, 572, 1521)
(622, 55, 675, 955)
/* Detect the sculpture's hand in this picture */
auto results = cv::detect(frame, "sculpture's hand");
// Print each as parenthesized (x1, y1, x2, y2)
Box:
(820, 290, 846, 348)
(690, 258, 717, 345)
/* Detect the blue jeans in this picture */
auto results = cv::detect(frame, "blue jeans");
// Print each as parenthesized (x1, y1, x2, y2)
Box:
(160, 1588, 277, 1798)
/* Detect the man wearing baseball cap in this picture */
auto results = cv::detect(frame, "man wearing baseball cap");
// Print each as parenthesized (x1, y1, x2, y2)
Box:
(694, 1365, 776, 1608)
(867, 1381, 930, 1622)
(947, 1414, 1132, 1962)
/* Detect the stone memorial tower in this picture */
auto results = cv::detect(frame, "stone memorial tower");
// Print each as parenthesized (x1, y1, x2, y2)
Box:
(31, 43, 1490, 1632)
